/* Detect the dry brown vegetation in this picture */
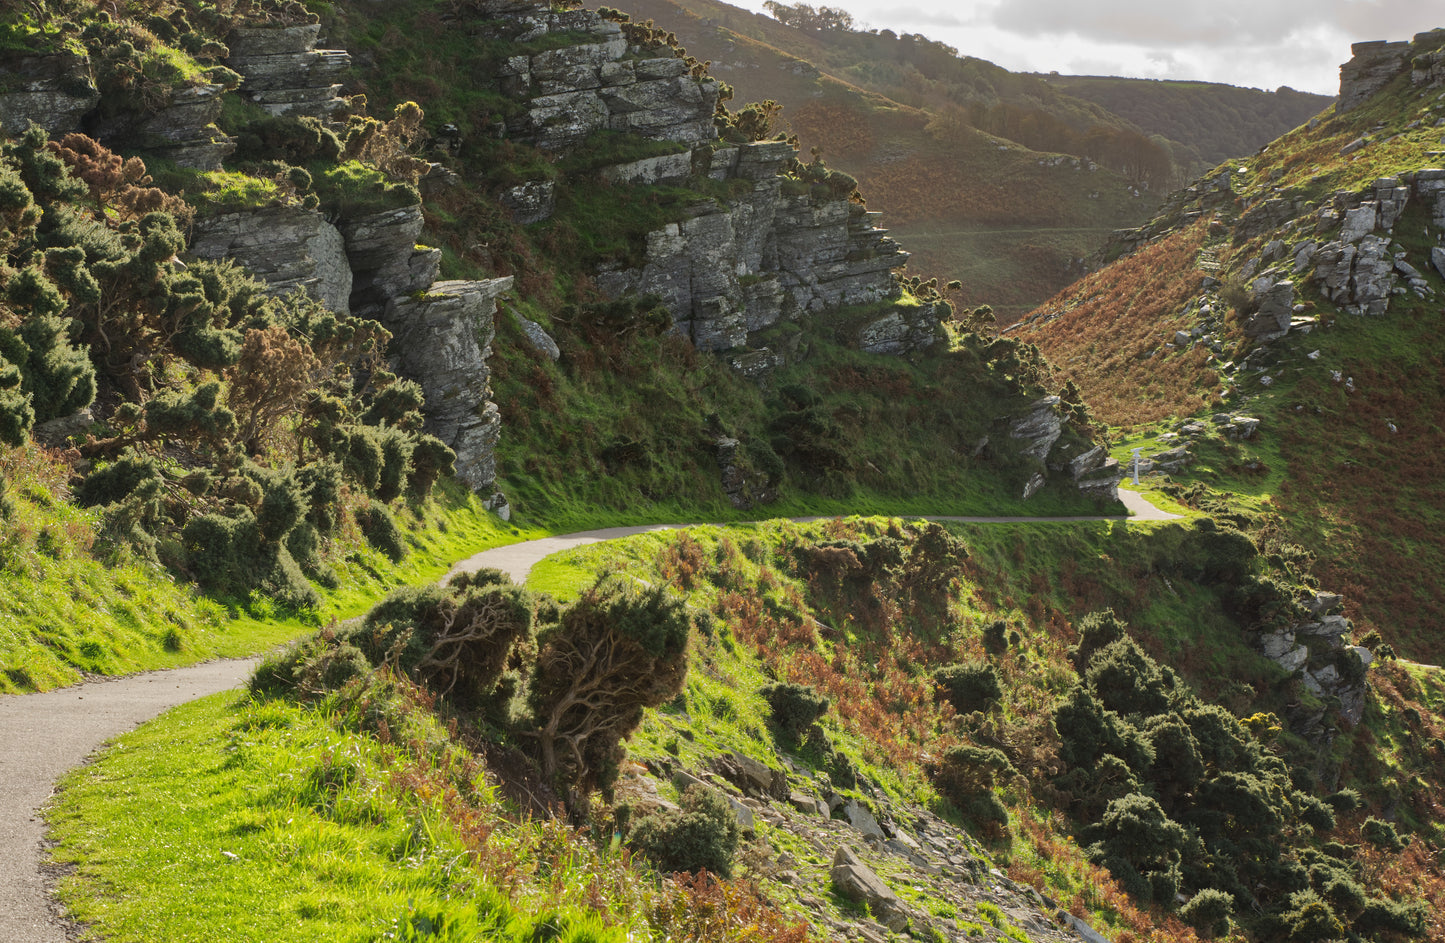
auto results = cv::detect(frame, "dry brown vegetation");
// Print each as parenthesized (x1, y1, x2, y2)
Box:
(1017, 223, 1218, 427)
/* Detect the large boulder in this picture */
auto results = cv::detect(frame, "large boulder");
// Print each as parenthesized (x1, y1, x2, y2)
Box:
(830, 845, 909, 932)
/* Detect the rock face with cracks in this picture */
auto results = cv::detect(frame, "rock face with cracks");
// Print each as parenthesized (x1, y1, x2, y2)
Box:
(381, 279, 514, 494)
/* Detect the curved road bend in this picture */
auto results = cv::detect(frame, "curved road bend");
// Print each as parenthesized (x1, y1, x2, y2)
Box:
(0, 488, 1178, 942)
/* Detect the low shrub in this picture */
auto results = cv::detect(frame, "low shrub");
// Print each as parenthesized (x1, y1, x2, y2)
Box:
(760, 681, 829, 739)
(931, 662, 1001, 714)
(1179, 888, 1234, 937)
(628, 784, 741, 877)
(356, 499, 406, 562)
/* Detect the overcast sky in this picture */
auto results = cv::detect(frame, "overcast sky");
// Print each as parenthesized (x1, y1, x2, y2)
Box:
(730, 0, 1442, 95)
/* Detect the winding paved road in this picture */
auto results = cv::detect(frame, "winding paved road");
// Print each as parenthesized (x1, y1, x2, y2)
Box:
(0, 492, 1177, 942)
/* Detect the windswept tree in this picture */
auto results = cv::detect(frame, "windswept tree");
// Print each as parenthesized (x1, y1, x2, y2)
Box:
(528, 578, 692, 805)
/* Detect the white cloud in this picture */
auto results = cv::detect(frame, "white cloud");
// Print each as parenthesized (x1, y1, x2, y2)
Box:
(730, 0, 1442, 95)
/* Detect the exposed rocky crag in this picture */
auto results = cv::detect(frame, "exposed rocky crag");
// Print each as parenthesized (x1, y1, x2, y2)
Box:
(1256, 591, 1372, 739)
(470, 2, 718, 151)
(465, 1, 936, 361)
(595, 141, 924, 355)
(0, 53, 99, 135)
(224, 24, 352, 121)
(382, 279, 514, 493)
(189, 204, 353, 312)
(1037, 30, 1445, 406)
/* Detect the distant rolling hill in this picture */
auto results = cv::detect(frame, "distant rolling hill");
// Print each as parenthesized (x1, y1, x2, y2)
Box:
(1039, 74, 1331, 171)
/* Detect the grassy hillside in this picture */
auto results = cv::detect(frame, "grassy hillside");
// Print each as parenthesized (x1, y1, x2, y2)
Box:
(1015, 29, 1445, 665)
(1040, 76, 1330, 171)
(50, 515, 1444, 942)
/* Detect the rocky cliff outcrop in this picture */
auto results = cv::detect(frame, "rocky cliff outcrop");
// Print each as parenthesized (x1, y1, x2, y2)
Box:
(1256, 592, 1371, 737)
(469, 1, 718, 150)
(1338, 39, 1413, 112)
(381, 279, 514, 493)
(593, 141, 927, 357)
(189, 205, 353, 312)
(460, 2, 928, 361)
(224, 24, 351, 121)
(336, 204, 442, 318)
(0, 53, 99, 135)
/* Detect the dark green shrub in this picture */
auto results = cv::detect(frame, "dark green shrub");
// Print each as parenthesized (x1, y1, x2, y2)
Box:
(0, 351, 33, 447)
(245, 463, 309, 543)
(1324, 788, 1363, 813)
(1053, 687, 1152, 771)
(1142, 715, 1204, 794)
(407, 434, 454, 498)
(1354, 898, 1427, 936)
(1294, 793, 1336, 832)
(230, 113, 344, 165)
(286, 521, 337, 589)
(297, 459, 343, 535)
(982, 619, 1010, 655)
(932, 662, 1001, 714)
(75, 450, 161, 507)
(628, 784, 741, 876)
(182, 510, 262, 598)
(930, 745, 1011, 814)
(0, 310, 95, 422)
(1085, 637, 1172, 718)
(1068, 608, 1126, 671)
(761, 681, 829, 738)
(143, 382, 236, 451)
(373, 425, 414, 503)
(1283, 889, 1343, 942)
(356, 499, 406, 562)
(1360, 816, 1405, 852)
(1179, 888, 1234, 938)
(1086, 793, 1187, 905)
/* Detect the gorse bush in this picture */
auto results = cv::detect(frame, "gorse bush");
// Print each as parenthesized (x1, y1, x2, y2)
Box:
(628, 784, 742, 877)
(1179, 888, 1234, 937)
(1051, 609, 1371, 928)
(931, 662, 1001, 714)
(760, 681, 829, 739)
(529, 578, 692, 804)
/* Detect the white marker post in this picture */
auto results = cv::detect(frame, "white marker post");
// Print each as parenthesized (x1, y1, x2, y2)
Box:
(1131, 447, 1144, 485)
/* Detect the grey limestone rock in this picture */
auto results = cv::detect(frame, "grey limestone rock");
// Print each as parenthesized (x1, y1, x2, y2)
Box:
(1009, 396, 1064, 463)
(507, 307, 561, 361)
(380, 279, 514, 493)
(0, 53, 99, 136)
(336, 204, 441, 317)
(843, 798, 886, 841)
(499, 180, 557, 224)
(189, 205, 352, 311)
(1243, 279, 1295, 338)
(225, 24, 351, 120)
(1339, 40, 1412, 112)
(830, 846, 909, 932)
(851, 304, 943, 355)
